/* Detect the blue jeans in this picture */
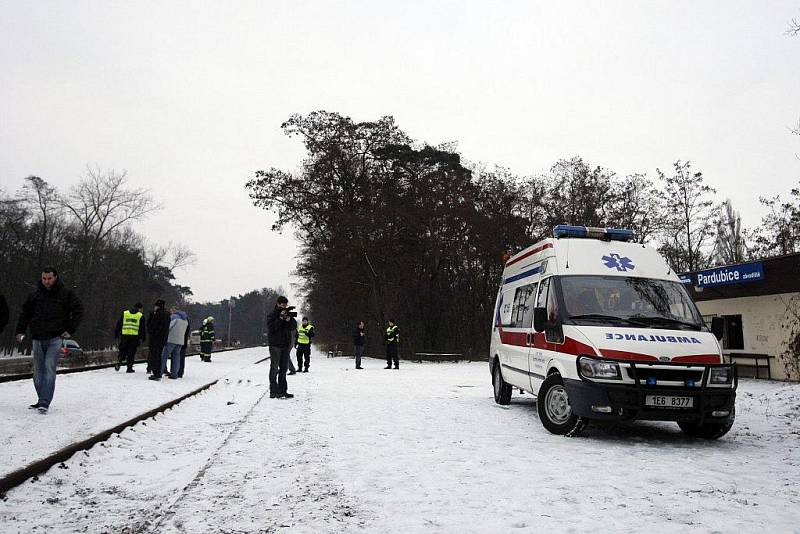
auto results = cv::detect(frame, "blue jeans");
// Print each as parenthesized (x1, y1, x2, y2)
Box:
(161, 343, 182, 378)
(32, 337, 62, 407)
(355, 345, 365, 368)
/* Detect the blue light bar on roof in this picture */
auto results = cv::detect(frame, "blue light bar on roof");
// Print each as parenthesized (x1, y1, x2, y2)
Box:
(553, 225, 635, 242)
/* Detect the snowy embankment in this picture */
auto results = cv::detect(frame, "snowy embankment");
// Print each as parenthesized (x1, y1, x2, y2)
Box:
(1, 352, 799, 533)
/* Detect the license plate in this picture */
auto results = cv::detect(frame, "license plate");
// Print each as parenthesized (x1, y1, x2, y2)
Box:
(645, 395, 693, 408)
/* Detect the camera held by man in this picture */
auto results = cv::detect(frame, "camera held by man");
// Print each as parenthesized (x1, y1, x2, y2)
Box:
(280, 305, 298, 320)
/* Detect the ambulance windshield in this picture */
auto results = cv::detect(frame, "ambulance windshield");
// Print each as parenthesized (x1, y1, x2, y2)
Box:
(559, 276, 704, 330)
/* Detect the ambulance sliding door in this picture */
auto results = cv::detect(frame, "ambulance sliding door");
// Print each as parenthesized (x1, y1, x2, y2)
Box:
(503, 283, 537, 390)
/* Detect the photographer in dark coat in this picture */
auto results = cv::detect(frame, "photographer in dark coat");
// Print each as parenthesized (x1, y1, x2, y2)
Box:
(146, 299, 170, 378)
(267, 295, 297, 399)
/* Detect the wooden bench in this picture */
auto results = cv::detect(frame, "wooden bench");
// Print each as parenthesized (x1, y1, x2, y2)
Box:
(413, 352, 464, 363)
(723, 352, 774, 380)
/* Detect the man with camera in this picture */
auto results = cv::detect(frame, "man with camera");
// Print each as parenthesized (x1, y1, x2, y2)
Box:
(267, 295, 298, 399)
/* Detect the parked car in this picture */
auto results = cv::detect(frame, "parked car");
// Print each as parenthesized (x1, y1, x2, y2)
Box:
(60, 339, 83, 358)
(190, 330, 201, 350)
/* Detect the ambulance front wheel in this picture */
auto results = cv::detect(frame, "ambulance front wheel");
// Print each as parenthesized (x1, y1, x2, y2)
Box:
(537, 374, 587, 436)
(677, 407, 735, 439)
(492, 360, 512, 405)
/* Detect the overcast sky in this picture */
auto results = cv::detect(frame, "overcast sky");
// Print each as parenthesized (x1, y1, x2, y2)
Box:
(1, 1, 798, 302)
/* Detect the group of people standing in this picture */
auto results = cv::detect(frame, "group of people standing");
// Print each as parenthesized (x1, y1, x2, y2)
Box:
(113, 300, 215, 381)
(3, 269, 406, 413)
(2, 267, 217, 414)
(352, 319, 400, 370)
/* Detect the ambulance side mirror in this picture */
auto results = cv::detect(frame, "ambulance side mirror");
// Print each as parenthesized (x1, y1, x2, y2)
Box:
(533, 307, 548, 333)
(710, 317, 724, 341)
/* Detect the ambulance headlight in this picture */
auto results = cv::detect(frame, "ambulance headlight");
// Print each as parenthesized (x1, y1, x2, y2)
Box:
(578, 357, 621, 380)
(709, 366, 733, 385)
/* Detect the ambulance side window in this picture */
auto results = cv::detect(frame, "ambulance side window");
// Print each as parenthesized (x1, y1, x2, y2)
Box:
(521, 283, 538, 328)
(511, 284, 536, 328)
(535, 278, 550, 309)
(536, 277, 564, 344)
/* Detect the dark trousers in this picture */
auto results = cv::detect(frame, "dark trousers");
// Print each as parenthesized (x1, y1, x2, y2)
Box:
(178, 344, 187, 377)
(355, 345, 365, 368)
(119, 336, 139, 370)
(386, 344, 399, 368)
(200, 341, 213, 360)
(269, 346, 291, 395)
(149, 339, 166, 376)
(296, 344, 311, 370)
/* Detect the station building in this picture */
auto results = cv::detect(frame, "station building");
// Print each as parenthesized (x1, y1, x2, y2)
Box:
(681, 253, 800, 381)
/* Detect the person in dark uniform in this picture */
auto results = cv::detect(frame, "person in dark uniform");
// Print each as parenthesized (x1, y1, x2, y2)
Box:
(267, 296, 297, 398)
(147, 299, 170, 380)
(15, 267, 83, 413)
(384, 319, 400, 370)
(353, 320, 365, 369)
(295, 317, 315, 372)
(114, 303, 146, 373)
(200, 316, 215, 362)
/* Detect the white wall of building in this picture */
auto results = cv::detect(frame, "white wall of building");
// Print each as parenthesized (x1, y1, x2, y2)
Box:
(695, 291, 800, 381)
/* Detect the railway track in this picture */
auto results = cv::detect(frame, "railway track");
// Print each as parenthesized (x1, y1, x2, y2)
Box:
(0, 348, 268, 495)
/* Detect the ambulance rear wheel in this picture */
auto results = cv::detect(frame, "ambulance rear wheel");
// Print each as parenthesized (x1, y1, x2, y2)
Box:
(677, 407, 735, 439)
(492, 360, 512, 405)
(537, 374, 587, 436)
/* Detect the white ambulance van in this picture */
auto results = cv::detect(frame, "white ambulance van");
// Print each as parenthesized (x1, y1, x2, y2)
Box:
(490, 225, 737, 438)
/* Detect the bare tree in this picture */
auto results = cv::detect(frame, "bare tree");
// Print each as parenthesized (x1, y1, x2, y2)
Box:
(609, 174, 666, 244)
(61, 167, 160, 265)
(20, 176, 62, 266)
(146, 241, 197, 272)
(714, 199, 747, 265)
(657, 160, 718, 273)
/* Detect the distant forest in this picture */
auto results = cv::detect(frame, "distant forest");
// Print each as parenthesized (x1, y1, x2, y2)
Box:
(246, 110, 800, 357)
(0, 170, 281, 354)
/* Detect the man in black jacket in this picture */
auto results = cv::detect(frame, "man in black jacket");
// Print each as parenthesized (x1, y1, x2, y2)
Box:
(15, 267, 83, 413)
(146, 299, 170, 379)
(267, 296, 297, 399)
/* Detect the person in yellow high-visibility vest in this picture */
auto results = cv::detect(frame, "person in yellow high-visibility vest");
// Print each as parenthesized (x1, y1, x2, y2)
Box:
(295, 317, 315, 372)
(384, 319, 400, 369)
(114, 302, 146, 373)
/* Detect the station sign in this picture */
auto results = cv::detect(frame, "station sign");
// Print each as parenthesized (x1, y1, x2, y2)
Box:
(694, 262, 765, 289)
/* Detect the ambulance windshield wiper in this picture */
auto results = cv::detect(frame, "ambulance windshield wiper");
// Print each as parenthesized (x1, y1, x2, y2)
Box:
(629, 315, 702, 330)
(569, 314, 650, 327)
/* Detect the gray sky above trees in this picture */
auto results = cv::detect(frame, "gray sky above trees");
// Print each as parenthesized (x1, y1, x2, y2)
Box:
(1, 1, 798, 302)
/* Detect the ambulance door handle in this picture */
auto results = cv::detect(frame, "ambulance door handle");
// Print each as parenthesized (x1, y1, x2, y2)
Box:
(526, 333, 532, 346)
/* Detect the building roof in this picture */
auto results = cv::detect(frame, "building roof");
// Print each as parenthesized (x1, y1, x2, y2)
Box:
(682, 252, 800, 301)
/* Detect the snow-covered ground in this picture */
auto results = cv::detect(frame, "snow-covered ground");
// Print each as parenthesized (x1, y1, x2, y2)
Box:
(0, 347, 266, 480)
(1, 351, 799, 533)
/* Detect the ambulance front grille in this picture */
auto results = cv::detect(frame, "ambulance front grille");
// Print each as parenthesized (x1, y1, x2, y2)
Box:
(626, 366, 704, 385)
